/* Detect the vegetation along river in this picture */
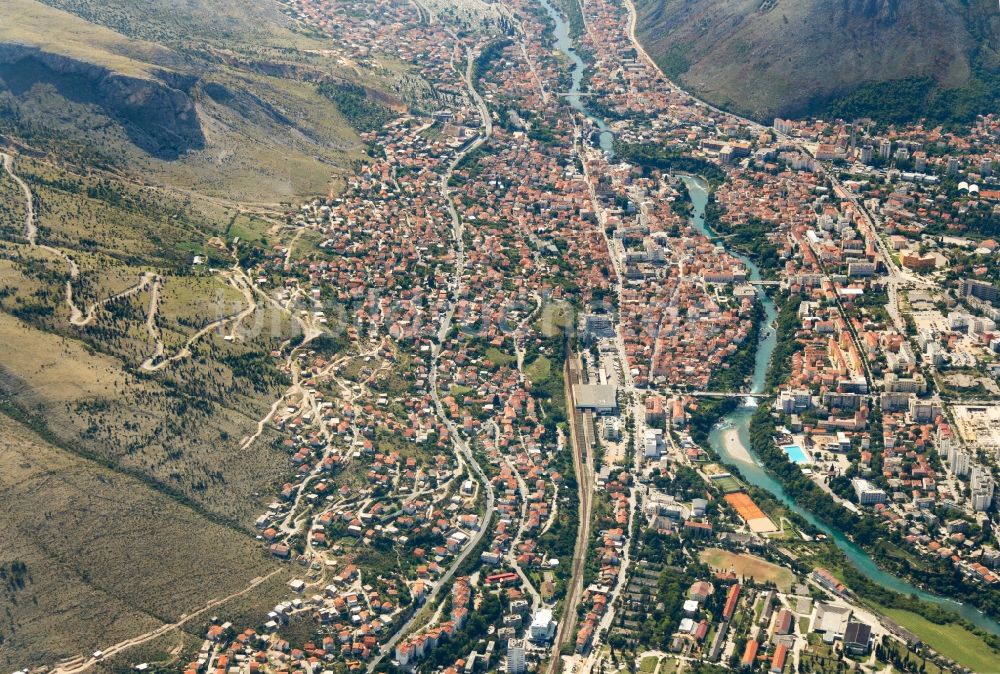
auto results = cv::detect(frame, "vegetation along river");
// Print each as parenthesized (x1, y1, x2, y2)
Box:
(682, 176, 1000, 635)
(539, 0, 615, 154)
(539, 0, 1000, 637)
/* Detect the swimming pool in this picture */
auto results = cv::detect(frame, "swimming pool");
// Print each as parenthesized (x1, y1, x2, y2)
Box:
(781, 444, 810, 464)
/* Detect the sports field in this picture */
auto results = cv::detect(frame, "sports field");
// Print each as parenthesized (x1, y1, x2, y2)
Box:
(705, 464, 743, 493)
(724, 492, 777, 532)
(710, 474, 743, 493)
(699, 548, 795, 591)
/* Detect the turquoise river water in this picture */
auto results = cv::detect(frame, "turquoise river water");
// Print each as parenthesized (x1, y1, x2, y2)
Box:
(537, 0, 1000, 636)
(684, 176, 1000, 635)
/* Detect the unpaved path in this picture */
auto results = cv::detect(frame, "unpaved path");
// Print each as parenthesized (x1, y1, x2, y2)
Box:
(52, 570, 281, 674)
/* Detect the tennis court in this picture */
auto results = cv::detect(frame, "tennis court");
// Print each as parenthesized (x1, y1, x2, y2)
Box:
(724, 492, 778, 533)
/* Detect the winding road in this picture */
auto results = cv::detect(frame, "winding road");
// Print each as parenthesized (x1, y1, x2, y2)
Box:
(1, 149, 127, 328)
(367, 38, 497, 674)
(1, 150, 35, 243)
(140, 259, 257, 372)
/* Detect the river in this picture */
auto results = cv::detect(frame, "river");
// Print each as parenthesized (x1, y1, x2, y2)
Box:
(538, 0, 614, 154)
(682, 176, 1000, 635)
(536, 0, 1000, 637)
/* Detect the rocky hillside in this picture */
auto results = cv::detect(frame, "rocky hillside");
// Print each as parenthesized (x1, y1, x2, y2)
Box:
(0, 0, 428, 202)
(0, 44, 204, 159)
(634, 0, 1000, 124)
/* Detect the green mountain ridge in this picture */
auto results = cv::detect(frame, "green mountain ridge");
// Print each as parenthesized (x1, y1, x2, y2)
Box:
(635, 0, 1000, 124)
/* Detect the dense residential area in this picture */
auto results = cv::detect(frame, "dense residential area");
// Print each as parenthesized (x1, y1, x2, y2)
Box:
(5, 1, 1000, 674)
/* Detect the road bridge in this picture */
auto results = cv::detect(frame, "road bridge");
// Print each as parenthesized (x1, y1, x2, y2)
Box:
(634, 387, 771, 399)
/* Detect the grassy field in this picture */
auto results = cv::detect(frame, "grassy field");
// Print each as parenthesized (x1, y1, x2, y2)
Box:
(157, 274, 247, 332)
(879, 606, 1000, 673)
(227, 213, 277, 248)
(699, 548, 795, 591)
(880, 640, 947, 674)
(526, 354, 552, 382)
(485, 345, 515, 367)
(0, 413, 283, 670)
(658, 658, 680, 674)
(536, 300, 573, 338)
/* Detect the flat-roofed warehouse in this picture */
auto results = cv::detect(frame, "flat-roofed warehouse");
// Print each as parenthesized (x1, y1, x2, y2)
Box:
(573, 384, 618, 414)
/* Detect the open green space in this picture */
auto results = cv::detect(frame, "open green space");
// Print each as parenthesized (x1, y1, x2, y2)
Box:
(526, 354, 552, 382)
(879, 606, 1000, 673)
(485, 346, 515, 367)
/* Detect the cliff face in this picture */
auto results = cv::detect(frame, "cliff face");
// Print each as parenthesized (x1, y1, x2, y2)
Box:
(634, 0, 1000, 122)
(0, 44, 204, 158)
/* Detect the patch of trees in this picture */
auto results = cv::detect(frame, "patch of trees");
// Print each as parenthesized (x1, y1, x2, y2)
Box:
(764, 293, 802, 391)
(527, 332, 567, 429)
(707, 300, 763, 392)
(629, 532, 695, 651)
(536, 427, 578, 599)
(614, 141, 726, 187)
(652, 465, 704, 501)
(309, 332, 350, 358)
(415, 591, 504, 672)
(472, 39, 512, 87)
(825, 69, 998, 128)
(706, 215, 782, 277)
(317, 82, 395, 133)
(925, 204, 1000, 239)
(686, 397, 738, 450)
(557, 0, 586, 38)
(0, 561, 29, 594)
